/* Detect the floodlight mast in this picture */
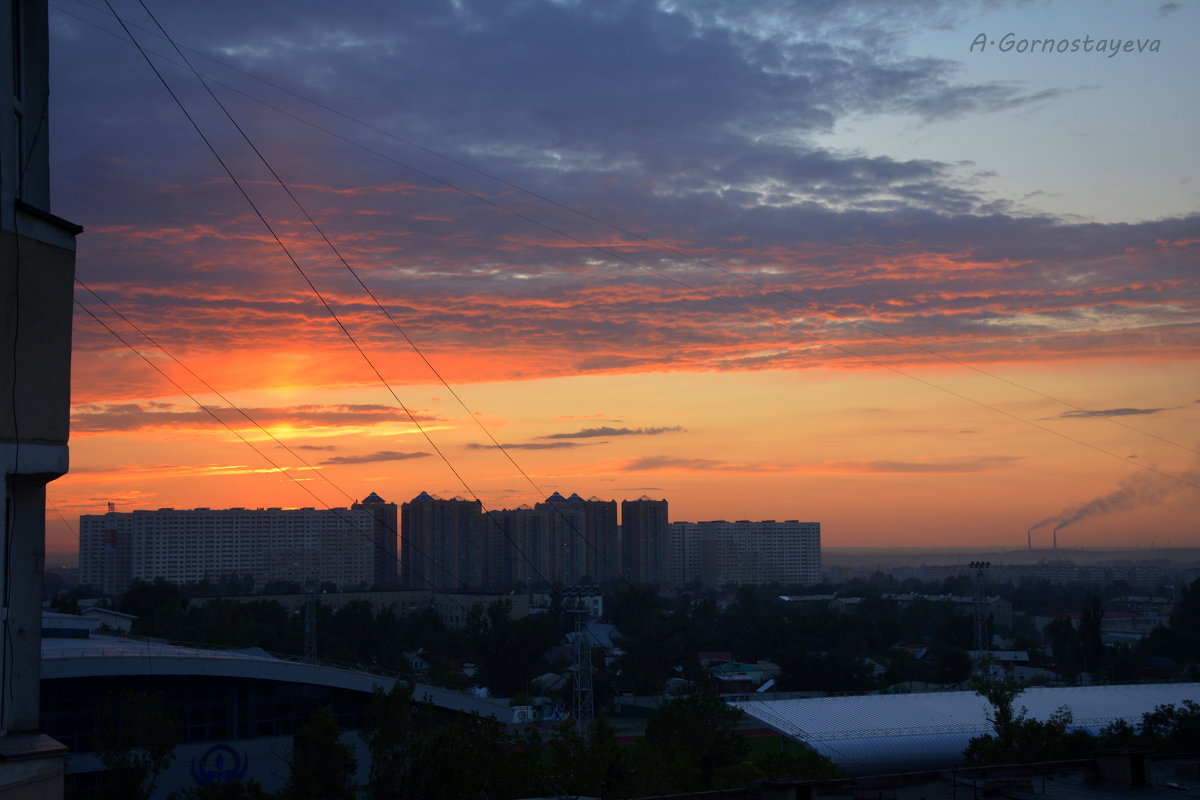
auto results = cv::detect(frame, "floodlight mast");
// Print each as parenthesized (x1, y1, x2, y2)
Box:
(969, 561, 991, 659)
(563, 585, 598, 732)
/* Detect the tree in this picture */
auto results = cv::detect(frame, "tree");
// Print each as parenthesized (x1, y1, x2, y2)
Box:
(588, 717, 632, 800)
(1160, 578, 1200, 663)
(1171, 578, 1200, 631)
(777, 649, 873, 692)
(642, 692, 747, 790)
(964, 674, 1094, 765)
(1138, 699, 1200, 751)
(1078, 597, 1105, 676)
(404, 712, 536, 799)
(362, 684, 542, 800)
(1044, 617, 1082, 679)
(121, 578, 188, 639)
(466, 600, 562, 696)
(91, 689, 179, 800)
(281, 706, 356, 800)
(614, 612, 699, 695)
(754, 740, 842, 781)
(929, 645, 972, 684)
(360, 683, 420, 800)
(168, 780, 272, 800)
(544, 721, 590, 798)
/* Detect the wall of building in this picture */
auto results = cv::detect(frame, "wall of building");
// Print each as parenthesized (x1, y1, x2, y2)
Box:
(79, 508, 380, 595)
(698, 521, 822, 588)
(669, 522, 702, 586)
(621, 497, 669, 587)
(401, 493, 486, 591)
(2, 3, 77, 793)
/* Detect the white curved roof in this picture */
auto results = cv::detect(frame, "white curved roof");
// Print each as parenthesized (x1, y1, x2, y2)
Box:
(732, 683, 1200, 775)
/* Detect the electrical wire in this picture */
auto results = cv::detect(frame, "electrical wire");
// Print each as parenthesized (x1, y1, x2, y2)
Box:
(129, 0, 638, 592)
(52, 0, 1198, 463)
(105, 26, 1199, 492)
(75, 296, 474, 595)
(68, 0, 1198, 592)
(99, 0, 564, 593)
(75, 279, 354, 506)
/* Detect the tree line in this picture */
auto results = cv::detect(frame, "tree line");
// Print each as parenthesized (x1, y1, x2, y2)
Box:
(80, 686, 840, 800)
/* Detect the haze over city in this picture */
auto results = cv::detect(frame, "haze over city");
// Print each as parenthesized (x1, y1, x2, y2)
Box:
(46, 0, 1198, 561)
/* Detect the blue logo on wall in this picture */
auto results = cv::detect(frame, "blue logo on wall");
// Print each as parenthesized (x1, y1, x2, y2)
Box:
(191, 744, 249, 785)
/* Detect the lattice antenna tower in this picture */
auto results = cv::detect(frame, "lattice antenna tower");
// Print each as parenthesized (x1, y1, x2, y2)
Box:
(563, 585, 598, 732)
(970, 561, 991, 656)
(303, 578, 319, 663)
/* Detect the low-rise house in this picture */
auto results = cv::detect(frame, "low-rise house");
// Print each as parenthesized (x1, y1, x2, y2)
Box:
(968, 650, 1031, 672)
(80, 606, 137, 632)
(403, 650, 431, 674)
(1034, 611, 1165, 640)
(707, 660, 781, 693)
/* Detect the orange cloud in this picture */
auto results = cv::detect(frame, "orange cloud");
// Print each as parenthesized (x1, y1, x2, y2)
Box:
(70, 401, 443, 435)
(616, 455, 1021, 474)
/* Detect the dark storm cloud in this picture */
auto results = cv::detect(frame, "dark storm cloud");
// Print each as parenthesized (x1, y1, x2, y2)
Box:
(539, 426, 685, 440)
(621, 454, 1020, 473)
(70, 402, 437, 433)
(52, 0, 1056, 216)
(51, 0, 1200, 379)
(1058, 407, 1182, 419)
(826, 456, 1022, 473)
(319, 451, 430, 465)
(465, 441, 591, 451)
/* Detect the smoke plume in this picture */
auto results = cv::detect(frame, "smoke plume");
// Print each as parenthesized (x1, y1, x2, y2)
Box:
(1033, 464, 1198, 548)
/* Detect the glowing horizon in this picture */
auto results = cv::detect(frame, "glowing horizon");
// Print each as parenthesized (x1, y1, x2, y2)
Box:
(46, 0, 1198, 560)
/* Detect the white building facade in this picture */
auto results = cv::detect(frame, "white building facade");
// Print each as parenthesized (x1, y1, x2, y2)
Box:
(697, 520, 821, 587)
(668, 522, 702, 586)
(80, 507, 380, 595)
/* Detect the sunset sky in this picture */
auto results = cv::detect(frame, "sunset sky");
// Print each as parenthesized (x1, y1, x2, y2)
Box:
(46, 0, 1199, 560)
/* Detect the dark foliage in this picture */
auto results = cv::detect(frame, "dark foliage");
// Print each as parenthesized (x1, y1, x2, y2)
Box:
(280, 707, 356, 800)
(88, 689, 179, 800)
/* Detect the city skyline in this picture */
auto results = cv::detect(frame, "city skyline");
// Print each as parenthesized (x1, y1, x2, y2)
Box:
(79, 490, 829, 593)
(46, 0, 1198, 558)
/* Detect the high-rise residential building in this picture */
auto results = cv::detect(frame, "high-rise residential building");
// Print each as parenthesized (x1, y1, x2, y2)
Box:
(401, 492, 486, 591)
(489, 493, 619, 588)
(621, 497, 670, 587)
(698, 520, 821, 587)
(489, 505, 552, 589)
(353, 491, 399, 587)
(536, 493, 619, 585)
(669, 522, 702, 586)
(538, 492, 586, 585)
(79, 505, 382, 596)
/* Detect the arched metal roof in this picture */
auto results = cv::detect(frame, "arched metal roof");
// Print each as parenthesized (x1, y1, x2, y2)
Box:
(731, 683, 1200, 775)
(43, 634, 511, 720)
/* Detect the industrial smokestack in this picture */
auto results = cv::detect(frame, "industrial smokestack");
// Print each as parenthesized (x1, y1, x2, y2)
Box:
(1027, 516, 1058, 550)
(1029, 463, 1197, 550)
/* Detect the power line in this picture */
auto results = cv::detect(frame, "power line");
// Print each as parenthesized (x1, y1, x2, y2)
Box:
(126, 31, 1200, 487)
(46, 499, 80, 545)
(70, 0, 1198, 515)
(74, 296, 474, 595)
(75, 279, 355, 505)
(55, 0, 1196, 463)
(128, 0, 638, 592)
(101, 0, 563, 592)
